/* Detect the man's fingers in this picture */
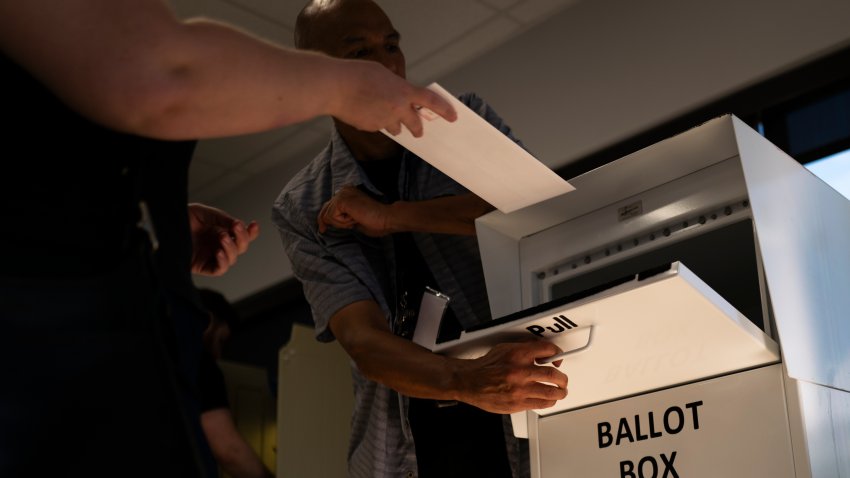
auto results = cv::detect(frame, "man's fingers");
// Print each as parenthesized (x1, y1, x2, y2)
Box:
(518, 340, 565, 362)
(522, 398, 560, 410)
(319, 201, 347, 231)
(526, 365, 569, 390)
(385, 122, 402, 136)
(229, 220, 259, 254)
(218, 231, 238, 266)
(211, 250, 229, 276)
(230, 221, 250, 254)
(525, 380, 568, 401)
(416, 88, 457, 122)
(337, 218, 357, 228)
(245, 221, 260, 241)
(491, 384, 566, 414)
(401, 107, 424, 138)
(318, 200, 358, 232)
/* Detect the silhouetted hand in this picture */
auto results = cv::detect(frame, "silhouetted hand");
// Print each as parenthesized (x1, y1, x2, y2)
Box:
(452, 341, 569, 414)
(318, 186, 391, 237)
(188, 203, 260, 276)
(330, 60, 457, 137)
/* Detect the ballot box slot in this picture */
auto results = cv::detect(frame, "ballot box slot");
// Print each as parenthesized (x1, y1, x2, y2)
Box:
(463, 260, 679, 337)
(463, 272, 637, 336)
(538, 199, 751, 284)
(637, 263, 673, 281)
(545, 217, 765, 333)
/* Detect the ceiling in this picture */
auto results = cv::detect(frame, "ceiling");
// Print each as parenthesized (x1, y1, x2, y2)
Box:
(169, 0, 580, 202)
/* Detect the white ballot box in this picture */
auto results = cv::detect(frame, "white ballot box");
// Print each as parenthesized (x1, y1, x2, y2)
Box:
(418, 115, 850, 477)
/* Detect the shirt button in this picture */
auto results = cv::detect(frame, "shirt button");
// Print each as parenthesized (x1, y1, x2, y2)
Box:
(406, 472, 415, 478)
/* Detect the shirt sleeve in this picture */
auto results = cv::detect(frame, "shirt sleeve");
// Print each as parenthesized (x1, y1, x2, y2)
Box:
(272, 192, 376, 342)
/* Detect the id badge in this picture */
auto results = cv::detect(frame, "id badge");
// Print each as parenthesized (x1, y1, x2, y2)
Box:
(411, 287, 450, 348)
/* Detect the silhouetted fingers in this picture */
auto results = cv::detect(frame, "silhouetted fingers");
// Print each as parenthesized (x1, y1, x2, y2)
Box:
(401, 106, 424, 137)
(528, 365, 569, 389)
(416, 87, 456, 122)
(385, 122, 402, 136)
(514, 341, 564, 364)
(523, 398, 560, 410)
(525, 380, 568, 401)
(218, 230, 238, 266)
(230, 221, 251, 254)
(245, 221, 260, 241)
(209, 250, 228, 276)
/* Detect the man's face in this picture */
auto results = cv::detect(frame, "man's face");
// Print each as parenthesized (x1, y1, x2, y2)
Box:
(311, 0, 406, 78)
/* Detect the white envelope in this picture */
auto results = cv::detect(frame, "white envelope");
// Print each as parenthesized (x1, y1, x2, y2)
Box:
(384, 83, 575, 213)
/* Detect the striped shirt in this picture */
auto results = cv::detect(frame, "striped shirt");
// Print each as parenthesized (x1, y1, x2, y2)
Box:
(273, 93, 529, 478)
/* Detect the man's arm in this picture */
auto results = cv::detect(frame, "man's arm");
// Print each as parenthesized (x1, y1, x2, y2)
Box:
(201, 408, 274, 478)
(318, 186, 493, 236)
(0, 0, 455, 140)
(330, 300, 568, 414)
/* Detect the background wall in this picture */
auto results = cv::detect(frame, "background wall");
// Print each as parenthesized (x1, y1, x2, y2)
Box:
(194, 0, 850, 303)
(276, 324, 353, 477)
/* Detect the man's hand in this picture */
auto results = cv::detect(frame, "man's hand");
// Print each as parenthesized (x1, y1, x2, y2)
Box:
(188, 203, 260, 276)
(317, 186, 391, 237)
(330, 302, 567, 415)
(330, 60, 457, 137)
(451, 341, 568, 414)
(318, 189, 493, 237)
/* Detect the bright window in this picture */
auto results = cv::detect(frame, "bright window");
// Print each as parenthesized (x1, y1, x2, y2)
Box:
(806, 148, 850, 200)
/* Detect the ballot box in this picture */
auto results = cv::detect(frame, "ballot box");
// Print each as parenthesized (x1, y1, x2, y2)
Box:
(418, 115, 850, 477)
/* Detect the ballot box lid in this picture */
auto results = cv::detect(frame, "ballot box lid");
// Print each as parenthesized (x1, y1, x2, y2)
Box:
(431, 261, 780, 416)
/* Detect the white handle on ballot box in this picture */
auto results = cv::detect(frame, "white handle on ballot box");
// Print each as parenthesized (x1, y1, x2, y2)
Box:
(512, 325, 594, 438)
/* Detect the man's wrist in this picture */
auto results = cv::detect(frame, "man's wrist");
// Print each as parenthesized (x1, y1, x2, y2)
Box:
(442, 356, 468, 403)
(383, 201, 405, 234)
(307, 53, 348, 118)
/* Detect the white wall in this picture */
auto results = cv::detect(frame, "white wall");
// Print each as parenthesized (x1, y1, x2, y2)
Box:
(196, 0, 850, 302)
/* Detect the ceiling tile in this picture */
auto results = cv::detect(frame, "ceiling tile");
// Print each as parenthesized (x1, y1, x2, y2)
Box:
(383, 1, 497, 64)
(508, 0, 579, 24)
(478, 0, 523, 10)
(169, 0, 293, 46)
(218, 0, 305, 29)
(407, 15, 521, 84)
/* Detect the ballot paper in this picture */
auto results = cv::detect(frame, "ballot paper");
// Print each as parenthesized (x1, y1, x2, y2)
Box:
(383, 83, 574, 213)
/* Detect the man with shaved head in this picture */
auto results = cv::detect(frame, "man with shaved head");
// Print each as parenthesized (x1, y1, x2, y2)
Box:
(274, 1, 568, 477)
